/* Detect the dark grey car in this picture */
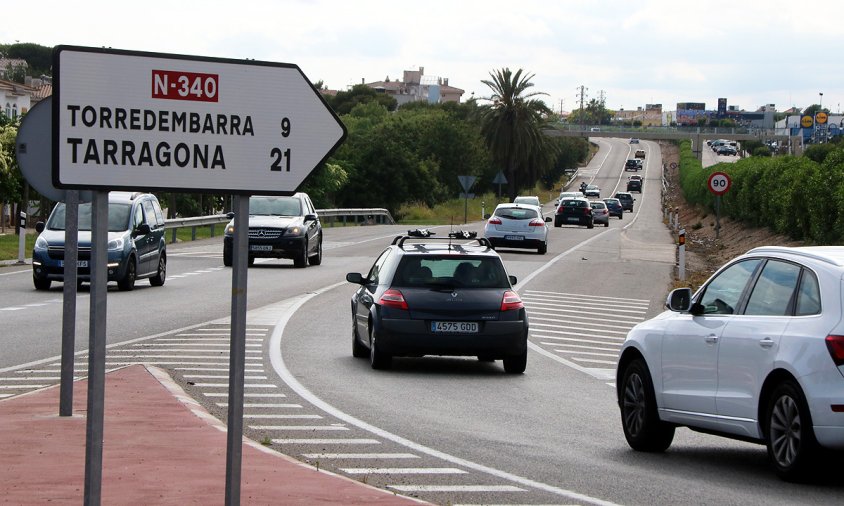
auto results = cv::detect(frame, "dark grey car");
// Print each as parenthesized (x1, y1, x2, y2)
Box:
(346, 231, 528, 373)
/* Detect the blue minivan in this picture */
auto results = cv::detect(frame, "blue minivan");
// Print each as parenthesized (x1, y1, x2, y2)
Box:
(32, 192, 167, 291)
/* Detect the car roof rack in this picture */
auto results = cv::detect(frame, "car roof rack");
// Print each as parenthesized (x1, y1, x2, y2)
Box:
(392, 229, 492, 251)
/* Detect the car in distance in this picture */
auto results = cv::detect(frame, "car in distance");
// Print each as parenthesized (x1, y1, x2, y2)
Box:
(554, 191, 582, 207)
(635, 149, 646, 159)
(513, 195, 541, 208)
(602, 198, 624, 219)
(627, 176, 643, 193)
(624, 159, 640, 172)
(615, 192, 635, 212)
(629, 138, 640, 144)
(554, 197, 594, 228)
(32, 192, 167, 291)
(346, 231, 529, 373)
(716, 145, 738, 156)
(223, 193, 322, 268)
(484, 203, 551, 254)
(583, 184, 601, 198)
(617, 246, 844, 481)
(589, 200, 610, 227)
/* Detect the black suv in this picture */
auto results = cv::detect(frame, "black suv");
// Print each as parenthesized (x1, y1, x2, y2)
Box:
(626, 178, 642, 193)
(223, 193, 322, 268)
(615, 192, 636, 212)
(624, 159, 640, 171)
(554, 197, 594, 228)
(32, 192, 167, 291)
(346, 230, 528, 373)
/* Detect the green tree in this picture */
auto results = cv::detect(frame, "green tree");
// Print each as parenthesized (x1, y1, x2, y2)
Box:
(328, 84, 398, 115)
(478, 68, 558, 199)
(3, 42, 53, 77)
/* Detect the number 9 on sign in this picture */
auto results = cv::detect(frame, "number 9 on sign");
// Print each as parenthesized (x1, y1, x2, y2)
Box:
(708, 171, 731, 195)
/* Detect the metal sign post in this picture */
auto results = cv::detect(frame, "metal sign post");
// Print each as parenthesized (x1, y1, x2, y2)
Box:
(707, 171, 732, 240)
(83, 190, 109, 505)
(457, 176, 477, 225)
(60, 190, 79, 416)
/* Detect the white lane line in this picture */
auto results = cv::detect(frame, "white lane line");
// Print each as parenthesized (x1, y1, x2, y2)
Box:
(216, 403, 300, 408)
(389, 485, 525, 493)
(176, 368, 264, 372)
(530, 329, 625, 341)
(0, 394, 12, 398)
(527, 311, 643, 325)
(553, 350, 618, 358)
(203, 393, 285, 398)
(248, 425, 349, 431)
(542, 342, 619, 353)
(103, 354, 262, 360)
(185, 375, 267, 380)
(524, 300, 647, 315)
(570, 357, 617, 365)
(302, 453, 419, 459)
(244, 414, 321, 419)
(0, 377, 60, 381)
(342, 468, 467, 475)
(530, 324, 627, 336)
(272, 439, 380, 445)
(134, 343, 261, 348)
(269, 285, 621, 506)
(532, 321, 632, 333)
(191, 383, 278, 388)
(107, 361, 231, 366)
(124, 348, 262, 353)
(0, 384, 48, 389)
(524, 290, 650, 304)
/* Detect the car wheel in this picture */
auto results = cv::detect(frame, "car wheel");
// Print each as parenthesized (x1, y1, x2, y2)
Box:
(294, 239, 308, 268)
(223, 245, 232, 267)
(587, 221, 594, 229)
(33, 276, 51, 291)
(765, 380, 819, 481)
(149, 254, 166, 286)
(352, 316, 367, 358)
(538, 242, 547, 254)
(604, 221, 609, 227)
(369, 324, 391, 370)
(554, 218, 561, 228)
(619, 214, 623, 220)
(309, 235, 323, 266)
(248, 256, 255, 266)
(117, 257, 136, 291)
(620, 358, 674, 452)
(503, 349, 527, 374)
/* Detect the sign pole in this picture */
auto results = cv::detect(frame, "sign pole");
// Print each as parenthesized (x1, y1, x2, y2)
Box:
(715, 195, 721, 239)
(225, 194, 250, 506)
(59, 190, 79, 416)
(83, 190, 109, 506)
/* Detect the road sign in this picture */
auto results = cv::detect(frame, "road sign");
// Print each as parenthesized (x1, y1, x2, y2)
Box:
(801, 115, 814, 128)
(708, 171, 731, 195)
(17, 97, 92, 203)
(53, 46, 346, 195)
(457, 175, 477, 192)
(816, 111, 829, 124)
(492, 171, 507, 185)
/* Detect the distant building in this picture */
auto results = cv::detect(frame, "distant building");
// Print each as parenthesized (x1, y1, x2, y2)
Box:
(1, 78, 35, 118)
(613, 104, 663, 126)
(0, 57, 28, 80)
(363, 66, 465, 106)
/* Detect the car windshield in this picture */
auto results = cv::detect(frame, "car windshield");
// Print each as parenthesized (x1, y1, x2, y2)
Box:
(249, 196, 301, 216)
(513, 197, 539, 206)
(495, 207, 538, 220)
(393, 256, 509, 289)
(47, 202, 132, 232)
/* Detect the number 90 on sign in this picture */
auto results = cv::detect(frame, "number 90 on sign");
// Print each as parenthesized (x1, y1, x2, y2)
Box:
(708, 171, 731, 195)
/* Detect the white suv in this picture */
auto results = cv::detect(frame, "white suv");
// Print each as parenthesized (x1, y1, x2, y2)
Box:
(617, 246, 844, 481)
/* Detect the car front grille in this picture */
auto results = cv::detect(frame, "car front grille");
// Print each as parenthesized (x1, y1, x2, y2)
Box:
(248, 228, 284, 239)
(47, 246, 92, 260)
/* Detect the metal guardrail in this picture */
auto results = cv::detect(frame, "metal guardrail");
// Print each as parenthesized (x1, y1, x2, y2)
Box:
(163, 208, 395, 243)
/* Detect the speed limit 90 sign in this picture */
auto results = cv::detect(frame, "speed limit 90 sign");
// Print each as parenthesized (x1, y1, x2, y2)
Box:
(708, 171, 731, 195)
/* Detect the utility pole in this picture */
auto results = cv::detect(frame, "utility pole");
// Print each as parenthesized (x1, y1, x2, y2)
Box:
(577, 85, 587, 129)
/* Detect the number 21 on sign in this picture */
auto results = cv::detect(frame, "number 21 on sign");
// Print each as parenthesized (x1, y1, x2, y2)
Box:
(270, 118, 292, 172)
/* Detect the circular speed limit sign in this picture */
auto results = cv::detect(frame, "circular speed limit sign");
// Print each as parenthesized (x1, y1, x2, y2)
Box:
(708, 171, 731, 195)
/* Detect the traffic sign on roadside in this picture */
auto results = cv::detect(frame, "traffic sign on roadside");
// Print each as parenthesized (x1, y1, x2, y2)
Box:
(708, 171, 731, 195)
(53, 46, 347, 195)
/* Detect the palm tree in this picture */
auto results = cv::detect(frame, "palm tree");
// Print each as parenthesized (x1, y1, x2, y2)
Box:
(479, 68, 557, 199)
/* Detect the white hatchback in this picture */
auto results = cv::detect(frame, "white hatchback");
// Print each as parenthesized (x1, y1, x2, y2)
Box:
(617, 246, 844, 481)
(483, 203, 550, 255)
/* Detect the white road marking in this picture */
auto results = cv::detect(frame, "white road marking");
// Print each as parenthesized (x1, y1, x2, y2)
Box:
(342, 468, 467, 475)
(389, 485, 525, 493)
(301, 453, 419, 459)
(216, 403, 300, 408)
(272, 438, 380, 445)
(244, 414, 321, 419)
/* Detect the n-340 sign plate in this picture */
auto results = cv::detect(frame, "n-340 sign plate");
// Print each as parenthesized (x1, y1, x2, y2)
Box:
(52, 46, 346, 195)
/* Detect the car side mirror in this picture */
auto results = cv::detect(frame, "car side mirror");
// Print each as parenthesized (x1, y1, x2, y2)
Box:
(135, 223, 152, 235)
(346, 272, 365, 285)
(35, 221, 45, 233)
(666, 287, 692, 311)
(226, 212, 235, 219)
(509, 275, 518, 286)
(304, 214, 317, 222)
(484, 213, 491, 220)
(544, 216, 552, 222)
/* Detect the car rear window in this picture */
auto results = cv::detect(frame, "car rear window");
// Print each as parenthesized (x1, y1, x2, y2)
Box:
(562, 199, 587, 208)
(590, 202, 607, 209)
(394, 256, 509, 288)
(494, 207, 539, 220)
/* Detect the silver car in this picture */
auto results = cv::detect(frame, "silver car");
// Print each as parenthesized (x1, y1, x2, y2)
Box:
(484, 203, 551, 254)
(589, 200, 610, 227)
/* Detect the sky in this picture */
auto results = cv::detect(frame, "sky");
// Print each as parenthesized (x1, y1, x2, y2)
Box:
(4, 0, 843, 114)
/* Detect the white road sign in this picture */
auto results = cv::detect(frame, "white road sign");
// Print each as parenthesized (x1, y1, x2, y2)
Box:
(52, 46, 346, 194)
(707, 171, 731, 195)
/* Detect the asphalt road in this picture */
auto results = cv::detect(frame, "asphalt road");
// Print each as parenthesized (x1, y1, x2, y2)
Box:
(1, 138, 841, 505)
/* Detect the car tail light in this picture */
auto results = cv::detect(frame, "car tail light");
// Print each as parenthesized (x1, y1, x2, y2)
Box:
(500, 290, 524, 311)
(529, 219, 545, 227)
(584, 207, 592, 216)
(826, 335, 844, 366)
(488, 217, 502, 225)
(380, 289, 409, 310)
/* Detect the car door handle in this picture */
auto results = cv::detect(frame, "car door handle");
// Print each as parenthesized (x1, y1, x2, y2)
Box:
(705, 334, 719, 344)
(759, 337, 775, 348)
